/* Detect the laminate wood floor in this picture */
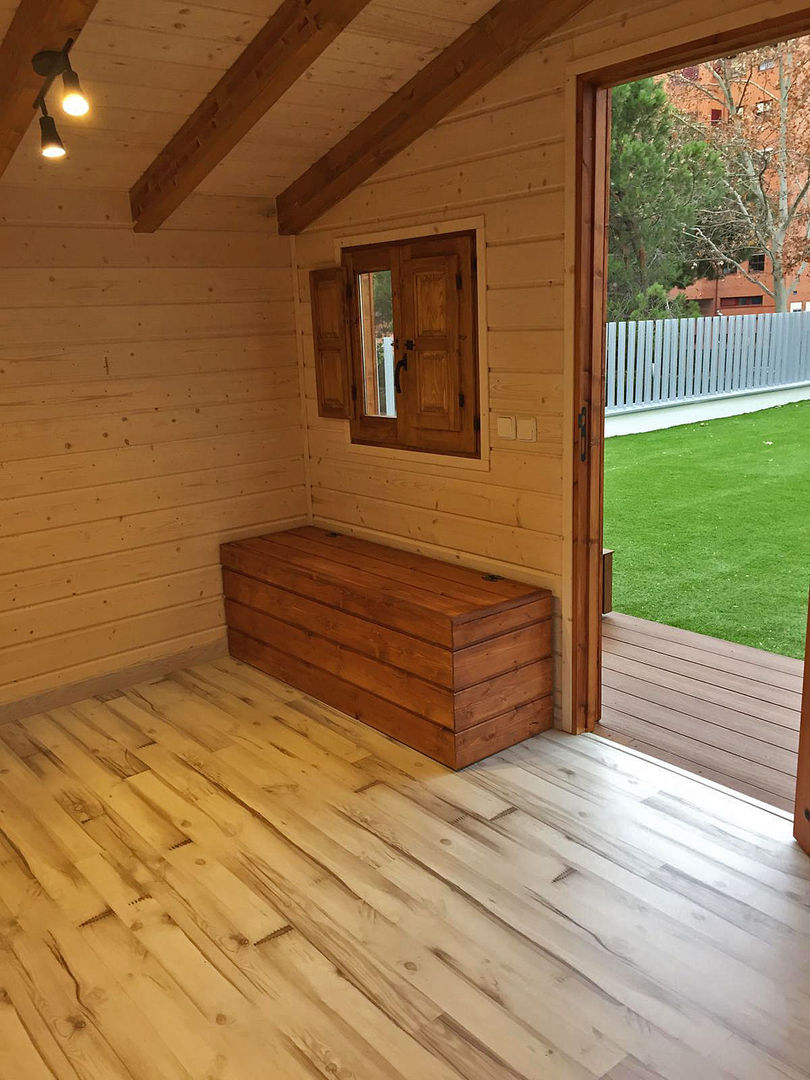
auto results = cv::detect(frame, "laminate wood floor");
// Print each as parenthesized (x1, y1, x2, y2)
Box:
(597, 613, 803, 812)
(1, 655, 809, 1080)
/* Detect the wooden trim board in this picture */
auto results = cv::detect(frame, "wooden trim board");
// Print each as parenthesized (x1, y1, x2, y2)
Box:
(0, 636, 228, 724)
(794, 594, 810, 852)
(570, 79, 609, 733)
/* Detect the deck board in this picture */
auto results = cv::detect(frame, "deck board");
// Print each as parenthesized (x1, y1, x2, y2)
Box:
(1, 654, 809, 1079)
(597, 613, 802, 811)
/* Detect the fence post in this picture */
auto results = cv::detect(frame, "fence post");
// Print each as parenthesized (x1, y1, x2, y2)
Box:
(626, 320, 637, 407)
(642, 319, 653, 404)
(606, 321, 617, 408)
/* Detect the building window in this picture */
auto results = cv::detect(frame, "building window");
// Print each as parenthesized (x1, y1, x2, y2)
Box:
(310, 230, 480, 457)
(759, 59, 776, 71)
(710, 108, 723, 125)
(748, 252, 766, 273)
(722, 295, 764, 308)
(755, 100, 773, 115)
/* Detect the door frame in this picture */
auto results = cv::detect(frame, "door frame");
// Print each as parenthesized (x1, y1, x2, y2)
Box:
(571, 9, 810, 734)
(795, 595, 810, 853)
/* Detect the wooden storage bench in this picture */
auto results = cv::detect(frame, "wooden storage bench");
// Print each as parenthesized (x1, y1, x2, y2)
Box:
(220, 527, 554, 768)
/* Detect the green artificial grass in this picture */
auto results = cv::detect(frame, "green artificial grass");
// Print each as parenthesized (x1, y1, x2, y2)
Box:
(603, 400, 810, 659)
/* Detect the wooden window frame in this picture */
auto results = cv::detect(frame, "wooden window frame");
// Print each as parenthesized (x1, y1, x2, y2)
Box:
(342, 230, 481, 458)
(343, 243, 399, 448)
(571, 10, 810, 735)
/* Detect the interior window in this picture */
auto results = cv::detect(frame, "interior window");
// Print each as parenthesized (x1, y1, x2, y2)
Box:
(309, 230, 479, 458)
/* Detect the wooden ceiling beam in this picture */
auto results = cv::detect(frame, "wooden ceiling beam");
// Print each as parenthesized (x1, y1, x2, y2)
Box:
(130, 0, 372, 233)
(0, 0, 99, 180)
(275, 0, 595, 235)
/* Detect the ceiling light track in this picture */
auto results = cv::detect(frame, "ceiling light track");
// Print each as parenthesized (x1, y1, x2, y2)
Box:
(31, 37, 90, 160)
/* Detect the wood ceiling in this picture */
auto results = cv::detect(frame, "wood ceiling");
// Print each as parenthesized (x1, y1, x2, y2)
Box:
(0, 0, 585, 230)
(0, 0, 492, 197)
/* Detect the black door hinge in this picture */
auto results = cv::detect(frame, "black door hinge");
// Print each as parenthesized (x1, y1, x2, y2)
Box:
(456, 272, 463, 290)
(577, 405, 588, 462)
(459, 392, 465, 408)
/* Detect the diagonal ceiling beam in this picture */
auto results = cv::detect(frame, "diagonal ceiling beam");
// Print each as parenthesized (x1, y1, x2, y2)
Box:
(276, 0, 594, 235)
(129, 0, 373, 233)
(0, 0, 99, 180)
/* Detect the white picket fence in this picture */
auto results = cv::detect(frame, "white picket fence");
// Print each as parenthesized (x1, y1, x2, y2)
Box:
(605, 311, 810, 414)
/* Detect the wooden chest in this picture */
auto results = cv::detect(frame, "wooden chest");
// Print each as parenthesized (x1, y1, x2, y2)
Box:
(220, 527, 554, 768)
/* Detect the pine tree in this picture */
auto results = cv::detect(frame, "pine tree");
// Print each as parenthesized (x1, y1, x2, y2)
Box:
(608, 78, 724, 320)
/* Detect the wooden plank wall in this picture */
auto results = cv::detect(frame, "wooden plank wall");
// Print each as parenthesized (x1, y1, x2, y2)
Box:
(0, 188, 307, 712)
(291, 0, 810, 728)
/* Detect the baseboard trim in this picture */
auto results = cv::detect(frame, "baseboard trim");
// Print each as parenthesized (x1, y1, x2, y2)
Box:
(0, 636, 229, 724)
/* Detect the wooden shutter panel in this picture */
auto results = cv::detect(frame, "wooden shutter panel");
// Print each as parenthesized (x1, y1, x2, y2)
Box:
(310, 267, 354, 419)
(398, 233, 478, 454)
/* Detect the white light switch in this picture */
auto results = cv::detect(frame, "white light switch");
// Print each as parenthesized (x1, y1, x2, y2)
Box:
(496, 414, 516, 440)
(516, 416, 537, 442)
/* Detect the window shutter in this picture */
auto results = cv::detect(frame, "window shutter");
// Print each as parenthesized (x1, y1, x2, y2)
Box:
(398, 234, 478, 454)
(310, 267, 354, 419)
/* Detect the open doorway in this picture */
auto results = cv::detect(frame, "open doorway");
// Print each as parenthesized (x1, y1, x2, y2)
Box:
(572, 20, 810, 816)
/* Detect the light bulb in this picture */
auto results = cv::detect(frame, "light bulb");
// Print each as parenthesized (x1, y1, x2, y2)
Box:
(40, 115, 66, 159)
(62, 70, 89, 116)
(62, 92, 89, 117)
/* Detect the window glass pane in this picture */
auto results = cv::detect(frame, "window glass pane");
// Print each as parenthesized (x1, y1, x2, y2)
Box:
(358, 270, 396, 418)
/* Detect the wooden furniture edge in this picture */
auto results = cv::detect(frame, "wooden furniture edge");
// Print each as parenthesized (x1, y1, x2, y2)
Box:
(229, 624, 553, 769)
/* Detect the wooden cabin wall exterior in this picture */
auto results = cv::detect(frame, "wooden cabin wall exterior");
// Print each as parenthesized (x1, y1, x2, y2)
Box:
(292, 0, 810, 729)
(0, 190, 306, 716)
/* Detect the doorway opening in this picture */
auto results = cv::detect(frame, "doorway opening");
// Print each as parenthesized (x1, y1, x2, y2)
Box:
(572, 20, 810, 815)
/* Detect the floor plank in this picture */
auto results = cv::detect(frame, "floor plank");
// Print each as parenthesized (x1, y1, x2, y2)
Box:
(599, 614, 801, 812)
(0, 655, 808, 1080)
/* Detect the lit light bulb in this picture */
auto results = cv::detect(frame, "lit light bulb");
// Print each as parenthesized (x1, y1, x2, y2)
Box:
(62, 92, 89, 117)
(61, 70, 89, 116)
(40, 114, 66, 159)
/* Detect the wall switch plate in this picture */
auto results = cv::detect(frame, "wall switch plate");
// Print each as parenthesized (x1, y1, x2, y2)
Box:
(496, 414, 516, 440)
(516, 416, 537, 442)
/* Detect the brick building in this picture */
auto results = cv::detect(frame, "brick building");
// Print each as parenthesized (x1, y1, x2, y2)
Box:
(666, 48, 810, 315)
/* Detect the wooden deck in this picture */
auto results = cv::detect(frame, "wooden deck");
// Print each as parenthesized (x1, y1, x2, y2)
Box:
(2, 655, 810, 1080)
(597, 612, 804, 812)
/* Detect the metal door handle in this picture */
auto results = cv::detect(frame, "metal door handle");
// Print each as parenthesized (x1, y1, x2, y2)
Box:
(394, 356, 408, 393)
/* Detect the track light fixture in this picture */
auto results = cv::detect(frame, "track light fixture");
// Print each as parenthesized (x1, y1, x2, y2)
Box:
(39, 103, 66, 159)
(61, 66, 90, 117)
(31, 38, 91, 160)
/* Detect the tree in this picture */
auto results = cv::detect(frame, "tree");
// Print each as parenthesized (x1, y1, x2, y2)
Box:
(669, 38, 810, 311)
(628, 283, 701, 321)
(608, 78, 725, 320)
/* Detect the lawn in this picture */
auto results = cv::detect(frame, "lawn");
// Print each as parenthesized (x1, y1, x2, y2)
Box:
(603, 400, 810, 659)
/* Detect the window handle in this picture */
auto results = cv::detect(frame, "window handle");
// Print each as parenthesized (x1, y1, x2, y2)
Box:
(394, 355, 408, 393)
